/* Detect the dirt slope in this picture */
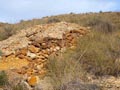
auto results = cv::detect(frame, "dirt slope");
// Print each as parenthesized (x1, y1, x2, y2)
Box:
(0, 22, 89, 87)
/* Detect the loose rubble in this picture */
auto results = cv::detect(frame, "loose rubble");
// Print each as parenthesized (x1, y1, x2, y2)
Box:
(0, 22, 89, 88)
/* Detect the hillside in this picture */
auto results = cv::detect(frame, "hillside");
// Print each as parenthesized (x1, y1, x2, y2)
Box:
(0, 12, 120, 41)
(0, 12, 120, 90)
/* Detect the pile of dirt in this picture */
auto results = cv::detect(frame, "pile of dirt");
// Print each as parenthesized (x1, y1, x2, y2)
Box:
(0, 22, 89, 87)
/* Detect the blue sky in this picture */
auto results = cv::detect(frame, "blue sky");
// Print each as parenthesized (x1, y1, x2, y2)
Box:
(0, 0, 120, 23)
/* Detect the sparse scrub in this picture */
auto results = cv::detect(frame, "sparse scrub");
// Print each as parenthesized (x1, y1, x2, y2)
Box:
(4, 25, 15, 37)
(47, 49, 87, 90)
(0, 71, 25, 89)
(0, 25, 15, 40)
(12, 84, 24, 90)
(75, 31, 120, 76)
(0, 31, 8, 40)
(0, 71, 8, 86)
(46, 30, 120, 89)
(0, 50, 2, 56)
(47, 18, 61, 23)
(85, 17, 115, 33)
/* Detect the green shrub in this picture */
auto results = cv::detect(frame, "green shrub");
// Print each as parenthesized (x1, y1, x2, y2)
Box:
(0, 71, 8, 86)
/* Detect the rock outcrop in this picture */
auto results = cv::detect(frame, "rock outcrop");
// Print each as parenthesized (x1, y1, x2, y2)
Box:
(0, 22, 89, 87)
(0, 22, 88, 56)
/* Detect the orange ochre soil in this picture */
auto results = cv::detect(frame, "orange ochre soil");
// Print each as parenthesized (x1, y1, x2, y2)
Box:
(0, 55, 29, 70)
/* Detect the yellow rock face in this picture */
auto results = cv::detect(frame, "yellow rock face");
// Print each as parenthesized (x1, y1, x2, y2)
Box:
(0, 56, 29, 71)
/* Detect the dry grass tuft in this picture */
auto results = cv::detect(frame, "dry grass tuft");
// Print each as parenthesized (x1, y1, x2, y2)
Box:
(46, 49, 87, 90)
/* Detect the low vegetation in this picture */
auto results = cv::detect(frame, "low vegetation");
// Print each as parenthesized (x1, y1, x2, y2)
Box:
(12, 84, 24, 90)
(75, 31, 120, 76)
(47, 49, 87, 90)
(85, 16, 116, 33)
(0, 71, 8, 86)
(0, 50, 2, 56)
(47, 30, 120, 89)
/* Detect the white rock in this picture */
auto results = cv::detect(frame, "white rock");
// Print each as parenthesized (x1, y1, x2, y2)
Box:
(36, 65, 42, 70)
(27, 51, 36, 59)
(55, 46, 60, 51)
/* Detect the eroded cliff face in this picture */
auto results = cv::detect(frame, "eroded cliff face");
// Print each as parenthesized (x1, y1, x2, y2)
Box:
(0, 22, 89, 87)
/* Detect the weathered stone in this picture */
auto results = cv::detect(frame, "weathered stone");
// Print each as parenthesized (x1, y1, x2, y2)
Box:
(17, 69, 26, 74)
(36, 65, 43, 70)
(17, 54, 25, 59)
(24, 56, 32, 61)
(31, 41, 40, 47)
(28, 63, 34, 68)
(43, 54, 49, 58)
(27, 51, 37, 59)
(28, 45, 39, 53)
(55, 46, 60, 51)
(38, 70, 47, 75)
(28, 76, 40, 86)
(38, 55, 45, 59)
(16, 48, 28, 56)
(70, 29, 87, 34)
